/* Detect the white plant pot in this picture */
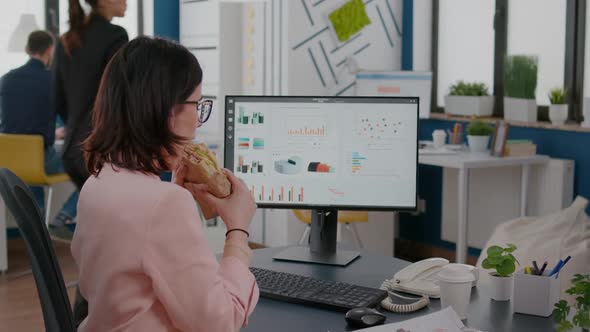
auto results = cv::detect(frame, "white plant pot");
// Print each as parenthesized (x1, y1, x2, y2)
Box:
(549, 104, 569, 125)
(504, 97, 537, 122)
(489, 273, 514, 301)
(445, 96, 495, 117)
(467, 135, 489, 152)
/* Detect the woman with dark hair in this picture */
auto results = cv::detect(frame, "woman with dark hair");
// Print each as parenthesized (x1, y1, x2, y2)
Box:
(51, 0, 128, 240)
(72, 36, 259, 331)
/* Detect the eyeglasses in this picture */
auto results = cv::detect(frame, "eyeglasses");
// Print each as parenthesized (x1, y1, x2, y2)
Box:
(181, 99, 213, 123)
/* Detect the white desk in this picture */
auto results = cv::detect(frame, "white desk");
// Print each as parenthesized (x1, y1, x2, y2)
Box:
(418, 151, 550, 263)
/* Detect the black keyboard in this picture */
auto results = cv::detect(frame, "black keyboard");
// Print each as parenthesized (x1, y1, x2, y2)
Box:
(250, 267, 388, 312)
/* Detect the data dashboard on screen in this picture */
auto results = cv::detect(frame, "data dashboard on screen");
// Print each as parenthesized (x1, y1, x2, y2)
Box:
(224, 96, 419, 210)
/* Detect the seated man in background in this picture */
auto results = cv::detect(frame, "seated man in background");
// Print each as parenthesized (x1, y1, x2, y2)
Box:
(0, 30, 77, 242)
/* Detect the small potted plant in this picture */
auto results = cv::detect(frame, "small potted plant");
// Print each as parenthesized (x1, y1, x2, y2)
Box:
(553, 274, 590, 332)
(548, 88, 569, 125)
(445, 81, 494, 117)
(482, 244, 519, 301)
(466, 121, 494, 152)
(504, 55, 538, 122)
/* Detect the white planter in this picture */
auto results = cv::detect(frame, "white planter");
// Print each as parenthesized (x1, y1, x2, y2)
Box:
(489, 273, 514, 301)
(445, 96, 495, 117)
(467, 135, 489, 152)
(549, 104, 568, 125)
(504, 97, 537, 122)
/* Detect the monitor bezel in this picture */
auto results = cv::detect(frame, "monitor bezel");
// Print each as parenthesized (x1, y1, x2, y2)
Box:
(223, 95, 419, 212)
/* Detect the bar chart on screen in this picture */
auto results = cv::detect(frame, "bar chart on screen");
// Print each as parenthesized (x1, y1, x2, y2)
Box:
(249, 184, 305, 203)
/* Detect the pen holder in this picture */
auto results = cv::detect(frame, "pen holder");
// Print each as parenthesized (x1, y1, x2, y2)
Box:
(513, 271, 560, 317)
(448, 133, 463, 145)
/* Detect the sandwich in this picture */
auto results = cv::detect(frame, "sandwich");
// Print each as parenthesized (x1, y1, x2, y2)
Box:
(183, 143, 231, 218)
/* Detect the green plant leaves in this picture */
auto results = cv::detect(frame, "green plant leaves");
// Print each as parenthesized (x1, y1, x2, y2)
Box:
(496, 257, 516, 277)
(481, 258, 493, 270)
(466, 121, 494, 136)
(553, 274, 590, 330)
(505, 55, 538, 99)
(572, 309, 590, 328)
(449, 81, 490, 96)
(483, 244, 519, 276)
(487, 246, 503, 257)
(555, 320, 574, 332)
(548, 88, 567, 105)
(554, 300, 570, 322)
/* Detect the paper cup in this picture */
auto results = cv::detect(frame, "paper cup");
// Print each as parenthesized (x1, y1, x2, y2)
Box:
(432, 130, 447, 149)
(438, 264, 476, 320)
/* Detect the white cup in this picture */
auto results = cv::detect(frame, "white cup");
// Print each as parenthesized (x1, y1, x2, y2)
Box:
(438, 264, 476, 320)
(432, 130, 447, 149)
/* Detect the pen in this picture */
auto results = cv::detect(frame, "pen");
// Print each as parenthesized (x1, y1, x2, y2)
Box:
(538, 262, 548, 275)
(554, 256, 572, 277)
(548, 260, 563, 277)
(532, 261, 540, 275)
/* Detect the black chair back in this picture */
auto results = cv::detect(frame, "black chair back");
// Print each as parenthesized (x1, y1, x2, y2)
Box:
(0, 168, 75, 332)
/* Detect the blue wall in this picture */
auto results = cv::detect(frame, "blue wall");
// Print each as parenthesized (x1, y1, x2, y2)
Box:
(154, 0, 179, 41)
(399, 119, 590, 256)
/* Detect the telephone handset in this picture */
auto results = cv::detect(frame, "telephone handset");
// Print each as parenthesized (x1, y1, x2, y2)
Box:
(388, 258, 478, 298)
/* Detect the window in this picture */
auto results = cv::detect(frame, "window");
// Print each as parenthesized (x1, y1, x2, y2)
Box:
(59, 0, 138, 39)
(0, 1, 45, 76)
(437, 0, 495, 107)
(507, 0, 566, 105)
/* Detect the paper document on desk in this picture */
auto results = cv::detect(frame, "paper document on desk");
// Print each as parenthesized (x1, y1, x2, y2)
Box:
(357, 307, 465, 332)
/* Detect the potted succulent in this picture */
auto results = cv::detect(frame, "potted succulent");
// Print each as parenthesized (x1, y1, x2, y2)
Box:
(553, 274, 590, 332)
(548, 88, 569, 125)
(445, 81, 494, 117)
(504, 55, 538, 122)
(466, 121, 494, 152)
(482, 244, 519, 301)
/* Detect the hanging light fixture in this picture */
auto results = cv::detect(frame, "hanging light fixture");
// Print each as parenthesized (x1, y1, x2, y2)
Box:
(7, 13, 40, 52)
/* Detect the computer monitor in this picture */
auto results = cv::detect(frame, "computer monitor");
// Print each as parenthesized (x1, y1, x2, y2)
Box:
(224, 96, 419, 265)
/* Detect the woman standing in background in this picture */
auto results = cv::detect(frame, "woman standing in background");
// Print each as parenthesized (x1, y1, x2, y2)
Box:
(52, 0, 128, 324)
(51, 0, 128, 238)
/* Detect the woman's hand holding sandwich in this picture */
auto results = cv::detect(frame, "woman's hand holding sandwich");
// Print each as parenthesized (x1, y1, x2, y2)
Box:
(183, 168, 257, 235)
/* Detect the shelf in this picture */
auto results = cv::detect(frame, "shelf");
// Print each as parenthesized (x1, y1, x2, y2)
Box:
(429, 113, 590, 133)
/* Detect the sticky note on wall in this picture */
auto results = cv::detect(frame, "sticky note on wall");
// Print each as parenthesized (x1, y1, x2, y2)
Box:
(329, 0, 371, 42)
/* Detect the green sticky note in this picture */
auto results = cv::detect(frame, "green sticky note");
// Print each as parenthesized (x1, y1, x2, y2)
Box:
(329, 0, 371, 42)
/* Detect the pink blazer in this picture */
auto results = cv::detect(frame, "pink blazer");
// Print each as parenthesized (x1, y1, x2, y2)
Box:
(71, 165, 259, 331)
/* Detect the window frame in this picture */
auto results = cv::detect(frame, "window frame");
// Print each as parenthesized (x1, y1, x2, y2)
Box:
(431, 0, 586, 123)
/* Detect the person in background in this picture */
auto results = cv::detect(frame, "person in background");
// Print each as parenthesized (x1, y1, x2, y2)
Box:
(0, 30, 78, 242)
(74, 36, 259, 331)
(52, 0, 128, 193)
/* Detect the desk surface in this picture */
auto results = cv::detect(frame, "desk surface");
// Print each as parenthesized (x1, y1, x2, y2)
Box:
(419, 151, 549, 169)
(244, 247, 553, 332)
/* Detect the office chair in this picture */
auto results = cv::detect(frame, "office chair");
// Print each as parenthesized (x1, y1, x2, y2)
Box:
(0, 168, 75, 332)
(293, 209, 368, 249)
(0, 134, 71, 227)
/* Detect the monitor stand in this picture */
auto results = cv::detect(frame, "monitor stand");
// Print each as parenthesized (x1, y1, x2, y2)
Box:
(273, 209, 361, 266)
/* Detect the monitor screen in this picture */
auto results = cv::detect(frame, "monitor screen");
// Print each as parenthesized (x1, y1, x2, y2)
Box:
(224, 96, 419, 211)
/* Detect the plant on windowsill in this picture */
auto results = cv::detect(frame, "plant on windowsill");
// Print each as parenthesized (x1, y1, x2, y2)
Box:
(482, 243, 519, 301)
(548, 88, 569, 126)
(445, 81, 494, 117)
(466, 120, 494, 152)
(553, 274, 590, 332)
(504, 55, 538, 122)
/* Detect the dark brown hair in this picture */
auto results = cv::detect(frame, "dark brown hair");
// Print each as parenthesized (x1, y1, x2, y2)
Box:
(84, 36, 203, 176)
(62, 0, 97, 55)
(26, 30, 54, 55)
